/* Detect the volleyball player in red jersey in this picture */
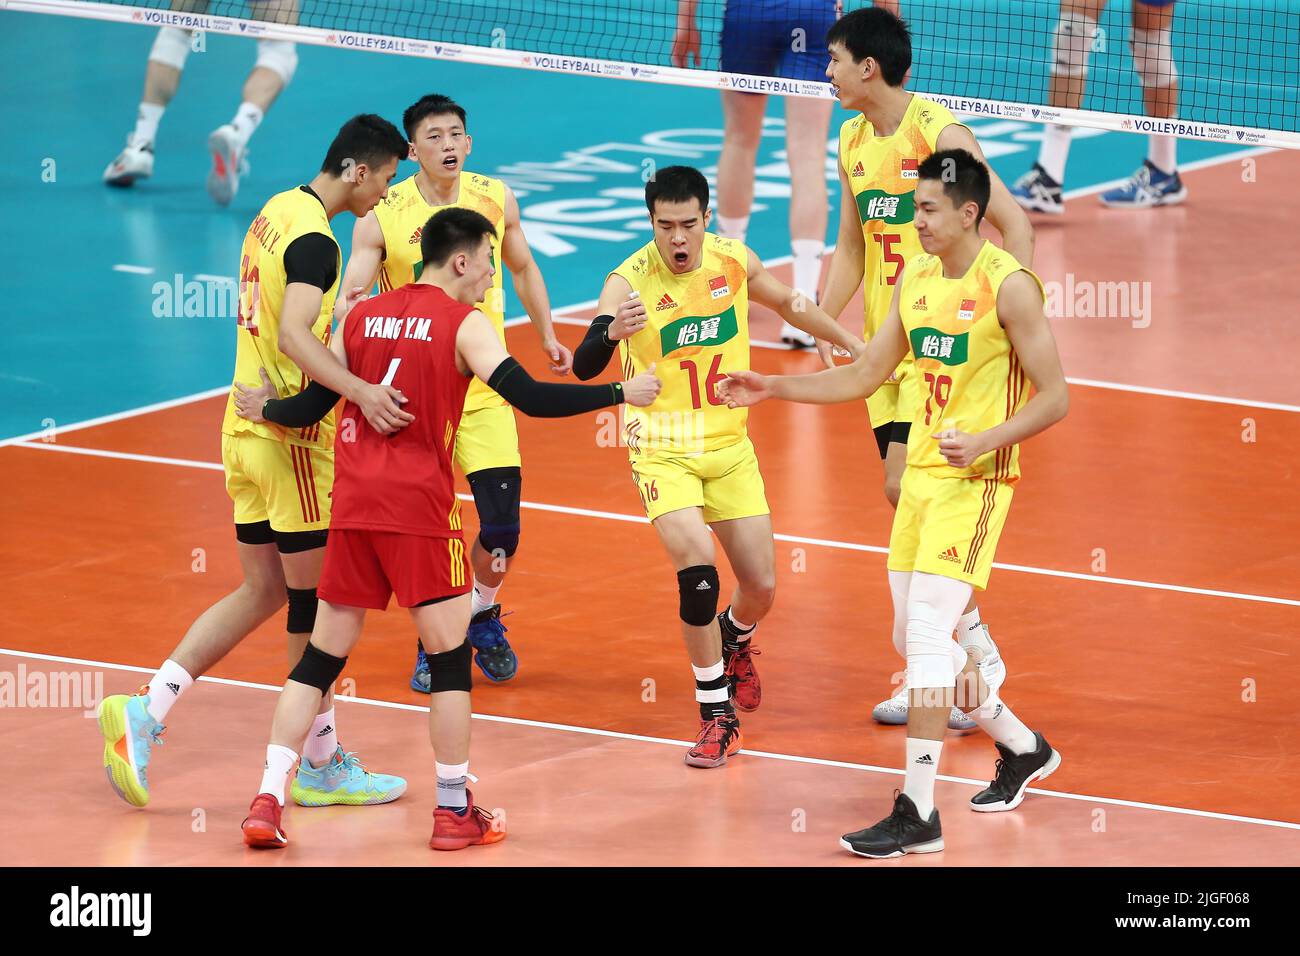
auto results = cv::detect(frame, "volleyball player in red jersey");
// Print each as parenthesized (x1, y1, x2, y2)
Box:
(234, 207, 660, 850)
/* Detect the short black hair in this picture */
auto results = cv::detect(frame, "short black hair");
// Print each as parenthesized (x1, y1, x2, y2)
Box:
(320, 114, 408, 176)
(826, 7, 912, 87)
(403, 94, 468, 140)
(918, 149, 991, 224)
(645, 165, 709, 216)
(420, 207, 496, 267)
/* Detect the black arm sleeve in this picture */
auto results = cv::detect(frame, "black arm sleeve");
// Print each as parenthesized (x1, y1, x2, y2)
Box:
(572, 314, 618, 381)
(283, 232, 340, 292)
(487, 357, 624, 418)
(262, 380, 341, 428)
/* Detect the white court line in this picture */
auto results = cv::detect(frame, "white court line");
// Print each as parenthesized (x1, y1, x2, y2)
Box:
(111, 263, 153, 274)
(0, 386, 230, 448)
(5, 646, 1297, 833)
(10, 439, 1299, 608)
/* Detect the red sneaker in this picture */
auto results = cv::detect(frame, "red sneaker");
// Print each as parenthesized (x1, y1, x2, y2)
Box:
(723, 641, 762, 712)
(242, 793, 288, 849)
(429, 791, 507, 851)
(684, 713, 743, 768)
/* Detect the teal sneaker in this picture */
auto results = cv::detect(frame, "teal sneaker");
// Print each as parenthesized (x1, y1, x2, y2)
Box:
(291, 746, 407, 807)
(98, 689, 164, 807)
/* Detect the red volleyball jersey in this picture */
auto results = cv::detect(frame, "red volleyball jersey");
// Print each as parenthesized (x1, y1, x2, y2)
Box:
(330, 283, 475, 537)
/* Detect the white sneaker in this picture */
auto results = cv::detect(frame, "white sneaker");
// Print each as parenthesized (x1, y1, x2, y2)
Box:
(780, 321, 816, 349)
(103, 134, 154, 187)
(207, 124, 249, 206)
(871, 683, 976, 731)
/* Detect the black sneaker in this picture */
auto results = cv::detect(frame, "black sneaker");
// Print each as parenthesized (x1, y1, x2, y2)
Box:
(1010, 162, 1064, 215)
(969, 732, 1061, 812)
(839, 791, 944, 858)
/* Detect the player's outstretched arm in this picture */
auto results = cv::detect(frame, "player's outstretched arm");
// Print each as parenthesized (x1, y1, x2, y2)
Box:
(817, 158, 867, 323)
(234, 317, 413, 432)
(934, 272, 1067, 467)
(458, 310, 661, 416)
(671, 0, 702, 68)
(718, 280, 908, 407)
(332, 212, 385, 324)
(746, 248, 864, 367)
(502, 186, 571, 375)
(573, 273, 642, 380)
(936, 124, 1036, 267)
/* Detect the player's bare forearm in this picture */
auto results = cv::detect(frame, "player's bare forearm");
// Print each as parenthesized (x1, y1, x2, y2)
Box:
(769, 360, 878, 405)
(969, 387, 1068, 458)
(512, 262, 556, 344)
(279, 309, 366, 403)
(336, 214, 384, 321)
(776, 293, 860, 354)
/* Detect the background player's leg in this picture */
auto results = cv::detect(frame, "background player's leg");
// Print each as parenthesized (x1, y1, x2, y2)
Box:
(207, 0, 299, 205)
(1097, 0, 1187, 207)
(715, 90, 766, 243)
(780, 95, 832, 299)
(783, 96, 833, 346)
(883, 438, 907, 508)
(1013, 0, 1107, 211)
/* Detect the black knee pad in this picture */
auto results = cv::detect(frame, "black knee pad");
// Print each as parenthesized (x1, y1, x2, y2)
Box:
(427, 639, 473, 693)
(468, 467, 521, 558)
(274, 528, 328, 555)
(288, 641, 347, 693)
(286, 587, 318, 635)
(677, 565, 720, 627)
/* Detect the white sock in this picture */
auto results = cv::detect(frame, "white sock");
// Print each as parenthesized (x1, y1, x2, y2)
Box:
(1148, 134, 1177, 175)
(303, 707, 338, 767)
(1038, 124, 1073, 184)
(259, 744, 299, 806)
(132, 102, 165, 147)
(471, 578, 501, 617)
(971, 694, 1037, 755)
(726, 607, 755, 642)
(229, 101, 264, 150)
(790, 238, 825, 303)
(715, 214, 749, 243)
(903, 737, 942, 818)
(145, 659, 193, 724)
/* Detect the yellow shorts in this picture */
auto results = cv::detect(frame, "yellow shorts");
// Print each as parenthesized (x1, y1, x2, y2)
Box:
(630, 437, 770, 524)
(222, 433, 333, 533)
(866, 368, 919, 429)
(453, 404, 521, 476)
(887, 466, 1015, 591)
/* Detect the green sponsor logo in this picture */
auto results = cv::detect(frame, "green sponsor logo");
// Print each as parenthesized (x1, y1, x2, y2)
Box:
(856, 189, 915, 225)
(659, 305, 738, 356)
(910, 327, 968, 365)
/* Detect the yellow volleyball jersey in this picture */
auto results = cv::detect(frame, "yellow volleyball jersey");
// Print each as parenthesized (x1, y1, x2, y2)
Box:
(898, 240, 1045, 482)
(611, 234, 751, 458)
(839, 95, 959, 383)
(222, 186, 340, 450)
(373, 171, 507, 412)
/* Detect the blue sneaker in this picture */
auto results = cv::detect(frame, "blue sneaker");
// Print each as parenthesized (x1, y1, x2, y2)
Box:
(291, 746, 407, 807)
(1099, 159, 1187, 209)
(468, 604, 516, 682)
(98, 689, 164, 807)
(411, 641, 431, 693)
(1010, 162, 1064, 215)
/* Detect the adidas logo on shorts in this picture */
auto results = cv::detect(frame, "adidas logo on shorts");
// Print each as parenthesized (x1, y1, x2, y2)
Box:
(938, 546, 961, 563)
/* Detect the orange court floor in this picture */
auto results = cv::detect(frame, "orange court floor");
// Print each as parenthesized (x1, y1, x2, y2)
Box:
(1, 151, 1297, 866)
